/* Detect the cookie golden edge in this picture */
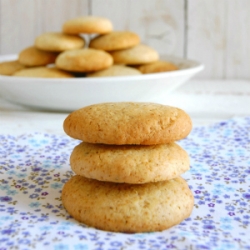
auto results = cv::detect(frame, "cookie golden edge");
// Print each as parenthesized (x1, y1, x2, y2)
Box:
(89, 31, 140, 51)
(86, 65, 141, 77)
(110, 44, 159, 65)
(13, 66, 74, 78)
(18, 46, 58, 67)
(136, 60, 179, 74)
(61, 175, 194, 233)
(0, 60, 26, 76)
(35, 32, 85, 52)
(62, 16, 113, 35)
(70, 142, 190, 184)
(63, 102, 192, 145)
(55, 48, 113, 72)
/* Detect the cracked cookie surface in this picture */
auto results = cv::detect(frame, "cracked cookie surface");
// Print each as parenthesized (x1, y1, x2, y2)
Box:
(70, 142, 190, 183)
(63, 102, 192, 145)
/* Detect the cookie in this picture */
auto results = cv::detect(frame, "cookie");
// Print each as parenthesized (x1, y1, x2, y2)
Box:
(62, 175, 194, 232)
(56, 48, 113, 72)
(0, 60, 26, 76)
(87, 65, 141, 77)
(63, 102, 192, 145)
(13, 66, 74, 78)
(89, 31, 140, 51)
(136, 60, 178, 74)
(70, 142, 190, 184)
(62, 16, 113, 35)
(35, 32, 85, 52)
(110, 44, 159, 65)
(18, 46, 58, 67)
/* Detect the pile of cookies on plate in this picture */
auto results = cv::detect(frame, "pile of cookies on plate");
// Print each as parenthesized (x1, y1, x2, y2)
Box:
(0, 16, 178, 78)
(62, 102, 194, 233)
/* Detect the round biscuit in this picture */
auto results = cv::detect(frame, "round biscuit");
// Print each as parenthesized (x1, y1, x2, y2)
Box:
(63, 16, 113, 35)
(35, 32, 85, 52)
(136, 60, 179, 74)
(0, 60, 26, 76)
(13, 66, 74, 78)
(110, 44, 159, 65)
(55, 48, 113, 72)
(63, 102, 192, 145)
(70, 142, 190, 183)
(18, 46, 58, 67)
(89, 31, 140, 51)
(61, 175, 194, 232)
(86, 65, 141, 77)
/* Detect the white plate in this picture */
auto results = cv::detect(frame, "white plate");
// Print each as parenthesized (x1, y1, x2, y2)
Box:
(0, 54, 203, 112)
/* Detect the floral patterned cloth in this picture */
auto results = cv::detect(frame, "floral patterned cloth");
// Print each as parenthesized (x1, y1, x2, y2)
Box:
(0, 117, 250, 250)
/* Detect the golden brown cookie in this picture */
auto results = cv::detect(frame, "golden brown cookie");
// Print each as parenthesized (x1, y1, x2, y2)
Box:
(13, 66, 74, 78)
(18, 46, 58, 67)
(61, 175, 194, 232)
(63, 102, 192, 145)
(56, 48, 113, 72)
(136, 60, 179, 74)
(62, 16, 113, 35)
(87, 65, 141, 77)
(70, 142, 190, 183)
(35, 32, 85, 52)
(89, 31, 140, 51)
(110, 44, 159, 65)
(0, 60, 26, 76)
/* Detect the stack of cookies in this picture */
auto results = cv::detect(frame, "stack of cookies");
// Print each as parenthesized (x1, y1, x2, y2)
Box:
(62, 102, 194, 233)
(0, 16, 178, 78)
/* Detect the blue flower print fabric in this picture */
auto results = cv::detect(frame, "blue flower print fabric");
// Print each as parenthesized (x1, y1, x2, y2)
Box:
(0, 117, 250, 250)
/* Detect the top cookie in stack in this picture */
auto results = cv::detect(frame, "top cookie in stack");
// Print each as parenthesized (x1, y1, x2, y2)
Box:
(62, 102, 194, 233)
(0, 15, 179, 78)
(63, 102, 192, 145)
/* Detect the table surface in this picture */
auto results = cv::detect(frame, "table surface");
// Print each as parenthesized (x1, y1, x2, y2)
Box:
(0, 79, 250, 250)
(1, 79, 250, 134)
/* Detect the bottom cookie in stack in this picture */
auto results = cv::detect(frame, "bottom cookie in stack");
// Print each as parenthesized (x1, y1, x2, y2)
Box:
(62, 175, 193, 233)
(61, 102, 194, 232)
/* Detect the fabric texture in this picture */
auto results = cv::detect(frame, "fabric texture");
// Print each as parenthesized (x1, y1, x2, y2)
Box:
(0, 117, 249, 249)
